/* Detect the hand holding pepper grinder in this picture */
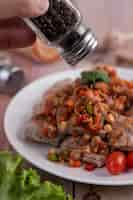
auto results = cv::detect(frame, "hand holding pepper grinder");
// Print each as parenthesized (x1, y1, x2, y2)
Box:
(0, 0, 98, 96)
(0, 0, 97, 66)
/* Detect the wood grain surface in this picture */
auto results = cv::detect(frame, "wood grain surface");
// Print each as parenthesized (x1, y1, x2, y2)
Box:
(1, 1, 133, 199)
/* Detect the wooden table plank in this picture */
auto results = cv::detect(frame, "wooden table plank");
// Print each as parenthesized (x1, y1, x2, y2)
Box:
(75, 183, 133, 200)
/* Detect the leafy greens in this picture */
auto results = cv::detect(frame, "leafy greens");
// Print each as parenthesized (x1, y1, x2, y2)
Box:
(81, 70, 110, 84)
(0, 151, 72, 200)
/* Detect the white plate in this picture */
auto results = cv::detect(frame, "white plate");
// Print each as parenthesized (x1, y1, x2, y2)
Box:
(4, 67, 133, 186)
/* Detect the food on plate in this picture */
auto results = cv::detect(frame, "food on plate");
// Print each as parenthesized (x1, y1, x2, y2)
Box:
(26, 79, 73, 146)
(25, 65, 133, 175)
(108, 115, 133, 151)
(11, 38, 60, 64)
(0, 151, 72, 200)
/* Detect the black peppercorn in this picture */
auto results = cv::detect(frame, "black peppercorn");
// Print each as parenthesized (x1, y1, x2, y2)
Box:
(31, 0, 78, 42)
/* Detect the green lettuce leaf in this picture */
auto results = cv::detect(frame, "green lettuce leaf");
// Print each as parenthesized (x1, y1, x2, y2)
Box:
(0, 151, 22, 200)
(0, 151, 73, 200)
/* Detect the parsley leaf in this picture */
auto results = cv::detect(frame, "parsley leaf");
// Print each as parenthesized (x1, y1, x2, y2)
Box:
(81, 70, 110, 84)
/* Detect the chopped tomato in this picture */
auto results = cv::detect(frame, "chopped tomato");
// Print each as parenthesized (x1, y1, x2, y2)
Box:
(85, 163, 96, 171)
(69, 159, 81, 168)
(42, 128, 48, 137)
(127, 152, 133, 169)
(105, 66, 117, 77)
(79, 90, 88, 96)
(127, 82, 133, 89)
(94, 90, 100, 96)
(78, 89, 94, 98)
(65, 99, 74, 107)
(86, 90, 94, 98)
(95, 83, 109, 94)
(89, 114, 102, 133)
(106, 151, 127, 175)
(77, 114, 90, 124)
(114, 99, 125, 112)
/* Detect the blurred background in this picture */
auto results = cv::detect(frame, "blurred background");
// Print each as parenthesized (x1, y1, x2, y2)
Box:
(77, 0, 133, 38)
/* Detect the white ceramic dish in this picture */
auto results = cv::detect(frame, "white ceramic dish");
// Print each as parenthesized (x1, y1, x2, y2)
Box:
(4, 67, 133, 186)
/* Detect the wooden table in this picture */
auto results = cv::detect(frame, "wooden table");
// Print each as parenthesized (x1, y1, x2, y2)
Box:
(1, 1, 133, 199)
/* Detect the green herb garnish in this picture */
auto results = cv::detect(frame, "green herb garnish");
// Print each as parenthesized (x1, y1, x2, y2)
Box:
(86, 103, 93, 115)
(101, 115, 105, 125)
(48, 153, 59, 161)
(61, 151, 69, 160)
(81, 70, 110, 84)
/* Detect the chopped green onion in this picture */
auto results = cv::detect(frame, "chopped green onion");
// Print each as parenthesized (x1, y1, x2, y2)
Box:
(48, 153, 59, 161)
(86, 103, 93, 115)
(101, 115, 105, 125)
(61, 151, 69, 160)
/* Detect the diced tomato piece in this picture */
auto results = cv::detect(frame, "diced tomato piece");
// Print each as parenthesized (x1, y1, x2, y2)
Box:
(89, 114, 102, 133)
(85, 163, 96, 171)
(127, 82, 133, 89)
(42, 128, 48, 136)
(65, 99, 74, 107)
(106, 66, 117, 77)
(43, 101, 54, 115)
(77, 114, 89, 124)
(79, 90, 87, 96)
(94, 90, 100, 96)
(69, 159, 81, 168)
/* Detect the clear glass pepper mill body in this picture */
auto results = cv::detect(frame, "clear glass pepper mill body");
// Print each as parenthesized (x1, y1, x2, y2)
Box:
(24, 0, 98, 65)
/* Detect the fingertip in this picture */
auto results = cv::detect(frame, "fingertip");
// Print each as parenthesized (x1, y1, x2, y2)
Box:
(17, 0, 49, 18)
(39, 0, 49, 15)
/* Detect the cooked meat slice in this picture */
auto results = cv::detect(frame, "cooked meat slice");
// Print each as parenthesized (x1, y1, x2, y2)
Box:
(59, 135, 91, 151)
(69, 127, 87, 136)
(25, 121, 47, 142)
(25, 121, 62, 147)
(60, 136, 81, 151)
(33, 79, 73, 114)
(108, 115, 133, 151)
(82, 153, 106, 167)
(32, 79, 74, 119)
